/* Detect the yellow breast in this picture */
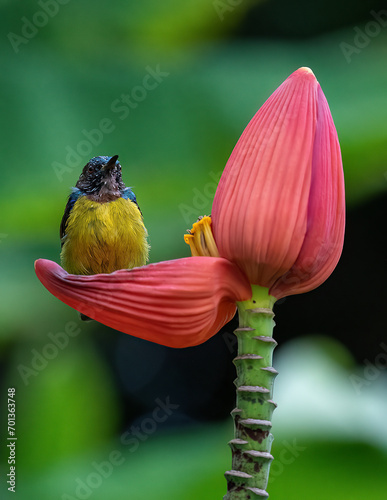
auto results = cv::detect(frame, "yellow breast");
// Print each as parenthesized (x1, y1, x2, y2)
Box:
(60, 196, 149, 275)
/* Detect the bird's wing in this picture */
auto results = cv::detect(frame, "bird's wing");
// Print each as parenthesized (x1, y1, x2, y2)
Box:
(60, 188, 82, 245)
(121, 187, 137, 203)
(122, 187, 143, 215)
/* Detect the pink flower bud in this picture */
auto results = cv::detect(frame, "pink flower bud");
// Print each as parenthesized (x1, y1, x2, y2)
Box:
(212, 68, 345, 298)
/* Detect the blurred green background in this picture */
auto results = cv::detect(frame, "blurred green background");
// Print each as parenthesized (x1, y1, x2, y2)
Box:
(1, 0, 387, 499)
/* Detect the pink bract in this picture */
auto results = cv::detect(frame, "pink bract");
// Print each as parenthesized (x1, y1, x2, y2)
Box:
(35, 257, 251, 347)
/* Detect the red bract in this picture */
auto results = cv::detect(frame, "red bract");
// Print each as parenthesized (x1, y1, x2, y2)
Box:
(35, 257, 251, 347)
(35, 67, 345, 346)
(212, 67, 345, 298)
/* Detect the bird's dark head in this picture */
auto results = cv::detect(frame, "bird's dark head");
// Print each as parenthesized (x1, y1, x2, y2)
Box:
(76, 155, 126, 202)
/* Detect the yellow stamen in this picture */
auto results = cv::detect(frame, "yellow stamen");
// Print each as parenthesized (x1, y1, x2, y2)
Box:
(184, 216, 220, 258)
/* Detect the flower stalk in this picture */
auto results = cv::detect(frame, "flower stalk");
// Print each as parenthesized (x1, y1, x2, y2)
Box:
(225, 286, 277, 499)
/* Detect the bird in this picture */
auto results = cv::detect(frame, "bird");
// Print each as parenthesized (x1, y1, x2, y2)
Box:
(60, 155, 149, 318)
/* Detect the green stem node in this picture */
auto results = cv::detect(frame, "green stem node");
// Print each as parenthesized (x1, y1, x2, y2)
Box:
(224, 286, 277, 500)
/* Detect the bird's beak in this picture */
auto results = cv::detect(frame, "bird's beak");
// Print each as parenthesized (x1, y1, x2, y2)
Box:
(102, 155, 119, 172)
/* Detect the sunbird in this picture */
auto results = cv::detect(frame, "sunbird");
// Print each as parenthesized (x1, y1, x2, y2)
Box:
(60, 154, 149, 290)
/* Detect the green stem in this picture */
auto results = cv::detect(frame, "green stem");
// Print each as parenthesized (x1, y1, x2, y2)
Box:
(224, 285, 277, 500)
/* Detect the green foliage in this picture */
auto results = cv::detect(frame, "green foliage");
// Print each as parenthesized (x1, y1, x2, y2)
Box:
(2, 336, 119, 466)
(9, 427, 387, 499)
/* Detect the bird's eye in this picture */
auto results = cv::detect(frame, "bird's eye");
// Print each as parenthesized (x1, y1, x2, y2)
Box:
(88, 166, 94, 173)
